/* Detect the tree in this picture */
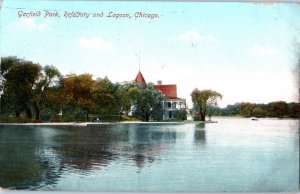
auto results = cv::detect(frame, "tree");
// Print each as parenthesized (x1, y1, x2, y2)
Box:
(2, 58, 41, 119)
(1, 57, 21, 117)
(239, 102, 254, 117)
(118, 81, 136, 116)
(191, 89, 222, 121)
(268, 101, 288, 118)
(129, 83, 166, 122)
(0, 57, 21, 79)
(288, 102, 300, 118)
(62, 74, 97, 121)
(93, 77, 123, 120)
(150, 104, 164, 121)
(252, 107, 266, 118)
(32, 65, 61, 120)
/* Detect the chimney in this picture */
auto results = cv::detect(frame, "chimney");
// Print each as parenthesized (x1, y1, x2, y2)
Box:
(157, 80, 162, 85)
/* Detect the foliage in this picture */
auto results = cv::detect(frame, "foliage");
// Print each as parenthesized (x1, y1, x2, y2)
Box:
(191, 89, 222, 121)
(32, 65, 61, 120)
(192, 113, 200, 121)
(239, 102, 254, 117)
(62, 74, 97, 121)
(267, 101, 288, 118)
(208, 101, 299, 118)
(173, 109, 187, 121)
(1, 58, 41, 119)
(117, 81, 135, 116)
(252, 107, 266, 118)
(0, 116, 33, 123)
(43, 86, 64, 116)
(288, 102, 300, 118)
(150, 102, 164, 121)
(61, 105, 90, 122)
(129, 83, 166, 122)
(93, 77, 122, 116)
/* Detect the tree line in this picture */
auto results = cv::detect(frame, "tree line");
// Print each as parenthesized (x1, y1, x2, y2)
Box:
(0, 56, 167, 122)
(206, 101, 300, 118)
(1, 56, 298, 122)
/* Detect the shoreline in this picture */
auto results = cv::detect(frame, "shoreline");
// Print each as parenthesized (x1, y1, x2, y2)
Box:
(0, 117, 298, 126)
(0, 121, 193, 126)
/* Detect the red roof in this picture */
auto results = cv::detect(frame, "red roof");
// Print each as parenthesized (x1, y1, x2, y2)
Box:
(153, 84, 177, 98)
(134, 71, 147, 85)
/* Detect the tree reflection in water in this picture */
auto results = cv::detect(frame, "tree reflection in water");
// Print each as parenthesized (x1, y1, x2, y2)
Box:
(52, 125, 126, 171)
(0, 126, 62, 190)
(51, 124, 179, 172)
(0, 124, 180, 189)
(128, 124, 177, 171)
(194, 127, 206, 148)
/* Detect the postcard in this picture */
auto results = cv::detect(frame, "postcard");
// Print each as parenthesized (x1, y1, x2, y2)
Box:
(0, 0, 299, 192)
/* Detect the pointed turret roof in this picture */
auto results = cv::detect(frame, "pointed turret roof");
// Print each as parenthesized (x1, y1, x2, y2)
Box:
(134, 71, 147, 86)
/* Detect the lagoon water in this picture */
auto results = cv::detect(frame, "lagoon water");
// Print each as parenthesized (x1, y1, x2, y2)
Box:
(0, 118, 299, 192)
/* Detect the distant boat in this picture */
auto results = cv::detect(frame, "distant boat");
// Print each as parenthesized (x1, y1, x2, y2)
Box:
(251, 118, 258, 121)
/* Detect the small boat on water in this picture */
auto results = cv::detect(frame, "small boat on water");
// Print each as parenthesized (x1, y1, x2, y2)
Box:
(251, 118, 258, 121)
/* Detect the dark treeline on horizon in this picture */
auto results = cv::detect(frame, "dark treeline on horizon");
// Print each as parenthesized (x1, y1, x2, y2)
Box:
(207, 101, 300, 118)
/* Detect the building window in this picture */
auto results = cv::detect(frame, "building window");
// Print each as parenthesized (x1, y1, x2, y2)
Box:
(167, 102, 171, 109)
(172, 102, 177, 109)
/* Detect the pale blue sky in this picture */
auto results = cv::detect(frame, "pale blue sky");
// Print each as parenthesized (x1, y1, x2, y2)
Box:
(1, 1, 300, 107)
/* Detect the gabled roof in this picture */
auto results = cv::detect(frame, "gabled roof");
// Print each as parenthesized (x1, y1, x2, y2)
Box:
(134, 71, 147, 85)
(153, 84, 177, 99)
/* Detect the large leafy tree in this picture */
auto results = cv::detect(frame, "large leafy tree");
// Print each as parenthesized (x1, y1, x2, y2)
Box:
(129, 83, 165, 122)
(62, 74, 97, 121)
(32, 65, 61, 120)
(93, 77, 122, 117)
(0, 57, 21, 116)
(118, 81, 136, 116)
(191, 89, 222, 121)
(2, 58, 41, 118)
(267, 101, 288, 118)
(0, 57, 20, 80)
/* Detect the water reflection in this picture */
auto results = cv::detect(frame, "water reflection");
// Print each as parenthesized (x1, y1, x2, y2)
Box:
(52, 125, 123, 171)
(1, 120, 297, 192)
(0, 124, 183, 189)
(51, 124, 179, 173)
(0, 126, 62, 190)
(194, 129, 206, 148)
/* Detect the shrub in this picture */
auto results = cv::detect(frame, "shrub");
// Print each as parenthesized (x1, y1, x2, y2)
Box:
(192, 114, 200, 121)
(173, 109, 187, 121)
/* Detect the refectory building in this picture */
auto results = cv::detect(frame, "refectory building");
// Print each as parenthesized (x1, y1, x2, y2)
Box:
(134, 71, 187, 120)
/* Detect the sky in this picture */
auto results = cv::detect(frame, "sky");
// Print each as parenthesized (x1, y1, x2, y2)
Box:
(1, 0, 300, 108)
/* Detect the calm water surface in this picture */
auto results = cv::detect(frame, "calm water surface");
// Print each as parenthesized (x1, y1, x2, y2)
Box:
(0, 118, 299, 192)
